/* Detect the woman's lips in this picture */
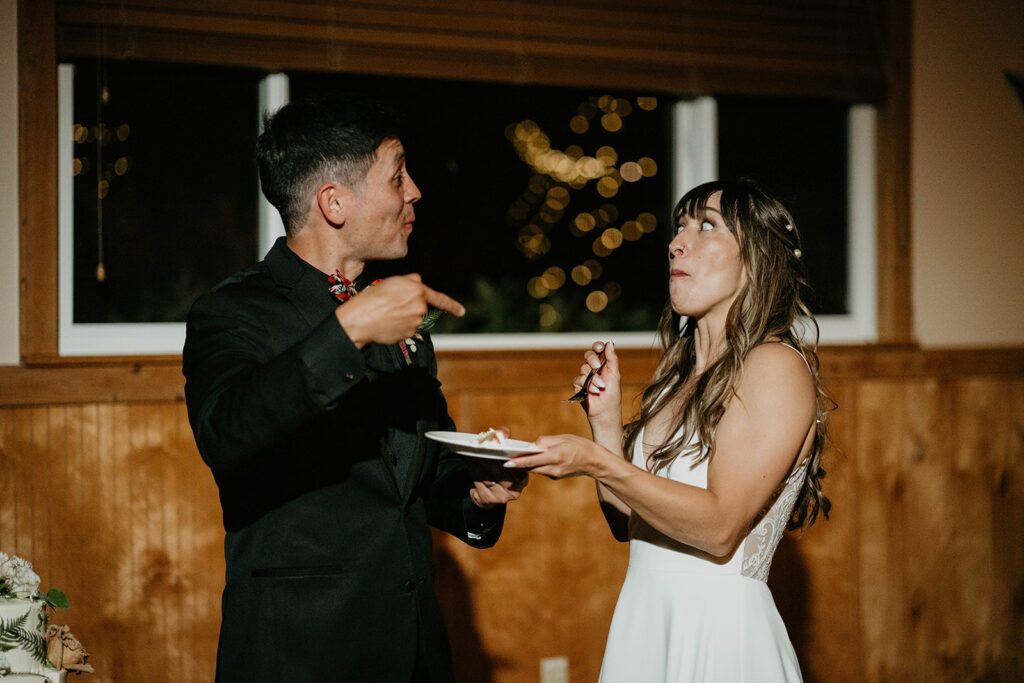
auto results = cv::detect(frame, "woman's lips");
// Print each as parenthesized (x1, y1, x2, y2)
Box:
(670, 269, 689, 277)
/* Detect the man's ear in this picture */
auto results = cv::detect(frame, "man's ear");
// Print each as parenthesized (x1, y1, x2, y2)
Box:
(315, 181, 349, 228)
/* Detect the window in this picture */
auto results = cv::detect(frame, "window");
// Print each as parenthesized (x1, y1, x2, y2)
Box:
(58, 66, 875, 355)
(288, 72, 673, 348)
(674, 97, 877, 344)
(58, 60, 280, 355)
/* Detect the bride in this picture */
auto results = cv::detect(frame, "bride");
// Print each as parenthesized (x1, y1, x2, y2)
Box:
(507, 179, 832, 681)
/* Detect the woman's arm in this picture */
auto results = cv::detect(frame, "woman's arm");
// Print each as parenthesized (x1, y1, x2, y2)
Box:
(596, 481, 630, 541)
(572, 341, 633, 528)
(511, 344, 815, 556)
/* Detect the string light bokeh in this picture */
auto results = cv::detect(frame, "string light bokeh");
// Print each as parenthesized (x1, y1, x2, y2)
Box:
(70, 60, 261, 323)
(67, 65, 851, 329)
(290, 72, 674, 334)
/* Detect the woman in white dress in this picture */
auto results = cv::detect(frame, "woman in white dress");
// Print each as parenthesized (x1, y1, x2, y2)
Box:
(506, 179, 832, 682)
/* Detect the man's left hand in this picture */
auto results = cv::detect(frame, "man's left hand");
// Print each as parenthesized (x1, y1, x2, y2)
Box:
(465, 427, 529, 509)
(468, 472, 528, 509)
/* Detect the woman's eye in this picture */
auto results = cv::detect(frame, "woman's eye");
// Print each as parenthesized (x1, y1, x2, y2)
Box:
(699, 220, 714, 231)
(393, 173, 404, 185)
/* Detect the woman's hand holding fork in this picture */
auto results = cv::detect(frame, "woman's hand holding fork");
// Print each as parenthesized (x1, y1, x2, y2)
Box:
(570, 341, 623, 439)
(506, 341, 627, 478)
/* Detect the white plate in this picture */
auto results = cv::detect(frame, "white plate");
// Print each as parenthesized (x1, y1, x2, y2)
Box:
(425, 431, 543, 458)
(453, 449, 514, 461)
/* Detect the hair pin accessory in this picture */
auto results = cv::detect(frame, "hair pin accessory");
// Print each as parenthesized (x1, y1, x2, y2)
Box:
(785, 223, 794, 232)
(793, 249, 802, 258)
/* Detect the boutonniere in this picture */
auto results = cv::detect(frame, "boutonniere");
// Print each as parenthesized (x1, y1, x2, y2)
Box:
(328, 272, 445, 365)
(403, 306, 444, 355)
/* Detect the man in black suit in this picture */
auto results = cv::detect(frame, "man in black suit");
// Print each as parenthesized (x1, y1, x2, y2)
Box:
(183, 94, 523, 682)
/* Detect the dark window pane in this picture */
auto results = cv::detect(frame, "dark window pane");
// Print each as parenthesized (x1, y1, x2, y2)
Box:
(71, 60, 261, 323)
(289, 73, 674, 333)
(717, 96, 849, 315)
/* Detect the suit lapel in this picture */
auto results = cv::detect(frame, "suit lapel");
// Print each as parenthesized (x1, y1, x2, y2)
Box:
(263, 237, 336, 329)
(262, 238, 404, 496)
(403, 350, 441, 502)
(360, 343, 404, 495)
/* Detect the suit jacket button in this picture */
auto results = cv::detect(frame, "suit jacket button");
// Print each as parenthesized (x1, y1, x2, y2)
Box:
(403, 580, 416, 593)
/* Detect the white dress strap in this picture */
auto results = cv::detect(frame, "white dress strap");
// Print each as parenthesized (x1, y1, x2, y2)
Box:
(777, 342, 813, 376)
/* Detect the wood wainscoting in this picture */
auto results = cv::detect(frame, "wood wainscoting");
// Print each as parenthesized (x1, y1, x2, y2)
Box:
(0, 346, 1021, 682)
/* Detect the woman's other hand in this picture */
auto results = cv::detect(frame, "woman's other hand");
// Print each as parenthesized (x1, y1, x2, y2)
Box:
(504, 434, 613, 480)
(574, 341, 622, 426)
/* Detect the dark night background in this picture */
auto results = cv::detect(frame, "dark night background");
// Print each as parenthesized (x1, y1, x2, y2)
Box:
(71, 60, 848, 330)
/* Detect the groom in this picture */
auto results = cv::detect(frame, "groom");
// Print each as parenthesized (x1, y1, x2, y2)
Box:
(183, 93, 524, 682)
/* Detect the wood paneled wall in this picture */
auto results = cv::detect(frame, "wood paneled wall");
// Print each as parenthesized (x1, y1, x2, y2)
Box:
(1, 347, 1022, 682)
(0, 403, 222, 681)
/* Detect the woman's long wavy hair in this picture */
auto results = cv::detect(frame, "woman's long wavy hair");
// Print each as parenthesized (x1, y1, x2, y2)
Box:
(622, 179, 833, 529)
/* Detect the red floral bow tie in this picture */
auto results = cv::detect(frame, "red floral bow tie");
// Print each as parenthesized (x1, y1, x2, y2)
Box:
(327, 271, 372, 304)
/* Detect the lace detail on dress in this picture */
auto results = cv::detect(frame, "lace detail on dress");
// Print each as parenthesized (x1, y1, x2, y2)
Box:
(740, 460, 808, 582)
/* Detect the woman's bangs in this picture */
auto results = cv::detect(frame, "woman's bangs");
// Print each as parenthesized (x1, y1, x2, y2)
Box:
(674, 182, 720, 224)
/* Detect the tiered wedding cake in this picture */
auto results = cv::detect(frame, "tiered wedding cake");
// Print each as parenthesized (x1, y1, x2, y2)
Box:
(0, 553, 92, 682)
(0, 598, 62, 682)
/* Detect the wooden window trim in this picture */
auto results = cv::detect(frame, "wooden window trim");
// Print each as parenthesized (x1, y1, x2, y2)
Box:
(52, 1, 888, 100)
(19, 0, 59, 364)
(18, 0, 912, 366)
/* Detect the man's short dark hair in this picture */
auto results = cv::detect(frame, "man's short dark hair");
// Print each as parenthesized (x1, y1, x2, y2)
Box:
(255, 94, 404, 234)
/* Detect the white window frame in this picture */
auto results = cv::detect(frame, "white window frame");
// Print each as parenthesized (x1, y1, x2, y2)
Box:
(433, 99, 878, 349)
(258, 73, 289, 257)
(829, 105, 877, 343)
(57, 66, 289, 356)
(58, 73, 874, 355)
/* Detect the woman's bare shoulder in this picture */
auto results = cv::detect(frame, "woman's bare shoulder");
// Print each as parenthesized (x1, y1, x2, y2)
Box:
(747, 340, 808, 364)
(739, 342, 815, 397)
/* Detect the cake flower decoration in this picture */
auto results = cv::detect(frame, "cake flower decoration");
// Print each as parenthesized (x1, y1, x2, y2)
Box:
(46, 624, 95, 674)
(0, 553, 68, 608)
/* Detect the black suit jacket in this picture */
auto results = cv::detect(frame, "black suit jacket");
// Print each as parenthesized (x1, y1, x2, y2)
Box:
(183, 238, 503, 682)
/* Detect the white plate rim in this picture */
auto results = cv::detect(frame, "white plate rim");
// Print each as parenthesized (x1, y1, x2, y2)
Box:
(453, 449, 513, 461)
(425, 430, 544, 455)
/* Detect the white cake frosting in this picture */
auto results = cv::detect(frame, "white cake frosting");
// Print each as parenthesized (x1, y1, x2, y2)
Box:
(0, 598, 64, 682)
(475, 428, 507, 446)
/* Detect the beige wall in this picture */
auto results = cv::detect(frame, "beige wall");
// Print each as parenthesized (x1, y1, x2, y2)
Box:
(0, 0, 18, 364)
(912, 0, 1024, 346)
